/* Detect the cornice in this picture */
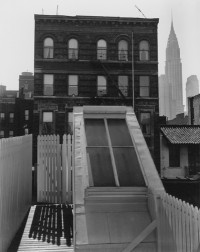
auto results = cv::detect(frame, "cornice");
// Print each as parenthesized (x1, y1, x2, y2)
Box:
(35, 14, 159, 27)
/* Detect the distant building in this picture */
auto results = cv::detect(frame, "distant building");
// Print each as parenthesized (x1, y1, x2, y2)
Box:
(0, 85, 6, 96)
(186, 75, 199, 113)
(19, 72, 34, 98)
(0, 73, 34, 139)
(159, 20, 184, 120)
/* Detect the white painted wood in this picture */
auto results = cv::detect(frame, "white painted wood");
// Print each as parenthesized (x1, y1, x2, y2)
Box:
(122, 220, 157, 252)
(37, 134, 72, 204)
(0, 135, 32, 252)
(158, 192, 200, 252)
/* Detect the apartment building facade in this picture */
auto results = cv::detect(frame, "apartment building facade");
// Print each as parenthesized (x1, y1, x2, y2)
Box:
(34, 14, 160, 169)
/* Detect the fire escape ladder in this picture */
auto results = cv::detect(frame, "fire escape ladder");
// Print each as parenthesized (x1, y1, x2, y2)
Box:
(98, 60, 126, 100)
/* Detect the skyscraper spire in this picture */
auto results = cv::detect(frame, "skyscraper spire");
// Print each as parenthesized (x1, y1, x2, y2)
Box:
(159, 18, 184, 120)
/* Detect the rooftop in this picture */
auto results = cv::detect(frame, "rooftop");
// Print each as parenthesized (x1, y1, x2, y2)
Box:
(161, 125, 200, 144)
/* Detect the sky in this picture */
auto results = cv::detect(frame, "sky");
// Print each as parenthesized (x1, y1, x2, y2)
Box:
(0, 0, 199, 105)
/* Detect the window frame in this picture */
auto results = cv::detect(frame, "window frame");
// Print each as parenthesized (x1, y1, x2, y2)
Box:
(9, 112, 14, 123)
(43, 74, 54, 96)
(68, 75, 78, 96)
(97, 76, 107, 97)
(139, 40, 150, 61)
(9, 131, 14, 137)
(84, 115, 145, 187)
(169, 144, 180, 167)
(118, 75, 128, 97)
(118, 40, 128, 61)
(68, 38, 78, 60)
(0, 130, 4, 138)
(139, 76, 150, 97)
(97, 39, 107, 60)
(43, 37, 54, 59)
(25, 110, 29, 121)
(0, 112, 5, 120)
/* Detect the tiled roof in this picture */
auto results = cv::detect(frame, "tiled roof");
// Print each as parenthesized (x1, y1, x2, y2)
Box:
(161, 126, 200, 144)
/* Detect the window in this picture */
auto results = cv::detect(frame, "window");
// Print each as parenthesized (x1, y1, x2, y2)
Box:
(41, 111, 54, 135)
(139, 40, 149, 61)
(97, 76, 107, 96)
(118, 40, 128, 61)
(0, 113, 5, 121)
(9, 113, 14, 123)
(43, 38, 54, 59)
(97, 39, 107, 60)
(140, 112, 151, 135)
(44, 74, 54, 96)
(25, 110, 29, 120)
(9, 131, 14, 137)
(118, 76, 128, 96)
(85, 118, 145, 187)
(68, 112, 73, 134)
(68, 75, 78, 96)
(139, 76, 149, 97)
(0, 130, 4, 138)
(68, 39, 78, 59)
(169, 145, 180, 167)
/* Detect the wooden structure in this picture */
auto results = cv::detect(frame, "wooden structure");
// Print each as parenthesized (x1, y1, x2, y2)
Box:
(37, 134, 73, 204)
(73, 106, 164, 251)
(17, 205, 74, 252)
(0, 135, 32, 252)
(158, 192, 200, 252)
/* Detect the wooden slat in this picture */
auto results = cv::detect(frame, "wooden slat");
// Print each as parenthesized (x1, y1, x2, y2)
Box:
(37, 134, 72, 204)
(122, 220, 157, 252)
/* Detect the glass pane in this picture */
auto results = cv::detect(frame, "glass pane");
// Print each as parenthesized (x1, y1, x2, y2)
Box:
(87, 147, 115, 186)
(44, 74, 53, 85)
(85, 119, 108, 146)
(69, 39, 78, 48)
(107, 119, 133, 146)
(97, 39, 107, 48)
(113, 147, 145, 186)
(43, 112, 53, 122)
(140, 76, 149, 86)
(140, 87, 149, 96)
(139, 41, 149, 50)
(44, 38, 53, 47)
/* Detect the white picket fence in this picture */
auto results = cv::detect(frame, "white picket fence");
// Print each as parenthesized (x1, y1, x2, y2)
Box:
(37, 134, 73, 204)
(158, 192, 200, 252)
(0, 135, 32, 252)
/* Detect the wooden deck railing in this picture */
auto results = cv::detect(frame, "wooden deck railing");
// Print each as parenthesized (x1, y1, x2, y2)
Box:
(0, 135, 32, 252)
(157, 192, 200, 252)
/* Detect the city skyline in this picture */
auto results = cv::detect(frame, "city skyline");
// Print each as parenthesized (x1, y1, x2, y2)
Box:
(0, 0, 199, 106)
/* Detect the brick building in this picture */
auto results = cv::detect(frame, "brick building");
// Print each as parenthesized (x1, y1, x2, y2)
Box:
(19, 72, 34, 98)
(0, 77, 33, 139)
(34, 14, 160, 169)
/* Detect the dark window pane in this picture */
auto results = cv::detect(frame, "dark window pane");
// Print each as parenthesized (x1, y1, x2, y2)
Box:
(85, 119, 108, 146)
(107, 119, 133, 146)
(113, 147, 145, 186)
(169, 145, 180, 167)
(87, 147, 115, 186)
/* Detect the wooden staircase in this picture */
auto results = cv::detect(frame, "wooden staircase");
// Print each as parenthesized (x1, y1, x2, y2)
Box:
(17, 205, 74, 252)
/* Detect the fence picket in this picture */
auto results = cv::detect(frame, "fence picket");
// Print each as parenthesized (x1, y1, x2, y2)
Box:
(37, 134, 72, 204)
(158, 192, 200, 252)
(62, 134, 67, 203)
(0, 135, 32, 252)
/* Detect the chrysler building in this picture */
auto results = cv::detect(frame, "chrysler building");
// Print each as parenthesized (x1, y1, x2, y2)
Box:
(159, 20, 184, 120)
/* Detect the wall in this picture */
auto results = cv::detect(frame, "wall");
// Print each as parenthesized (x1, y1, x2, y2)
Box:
(0, 135, 32, 252)
(160, 136, 188, 178)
